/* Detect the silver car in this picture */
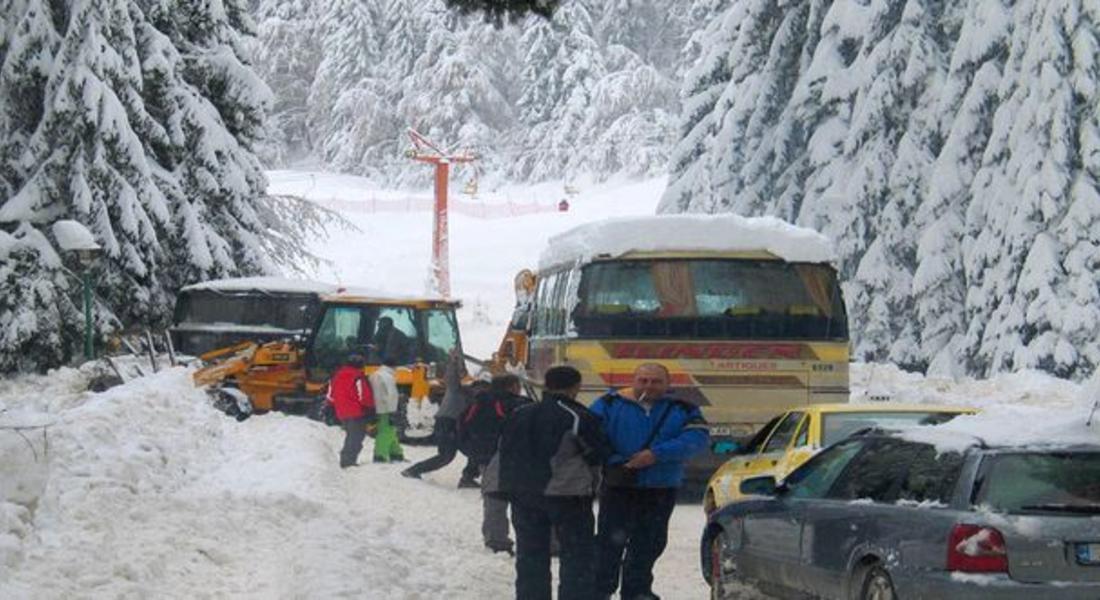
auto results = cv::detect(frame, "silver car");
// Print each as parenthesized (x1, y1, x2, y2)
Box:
(701, 432, 1100, 599)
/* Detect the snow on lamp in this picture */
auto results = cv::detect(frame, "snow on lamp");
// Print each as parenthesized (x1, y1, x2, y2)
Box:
(52, 220, 102, 360)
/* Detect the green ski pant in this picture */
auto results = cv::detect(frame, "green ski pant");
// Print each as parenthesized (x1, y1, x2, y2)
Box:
(373, 414, 404, 461)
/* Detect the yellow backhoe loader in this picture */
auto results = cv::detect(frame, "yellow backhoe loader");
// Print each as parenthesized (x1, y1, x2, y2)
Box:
(192, 292, 464, 441)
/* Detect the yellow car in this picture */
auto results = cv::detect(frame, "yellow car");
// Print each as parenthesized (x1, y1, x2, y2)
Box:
(703, 403, 977, 514)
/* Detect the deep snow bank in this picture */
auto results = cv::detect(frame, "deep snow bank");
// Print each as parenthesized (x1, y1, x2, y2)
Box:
(0, 367, 229, 588)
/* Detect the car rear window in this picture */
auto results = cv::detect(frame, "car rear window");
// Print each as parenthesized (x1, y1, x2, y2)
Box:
(974, 452, 1100, 514)
(821, 411, 964, 446)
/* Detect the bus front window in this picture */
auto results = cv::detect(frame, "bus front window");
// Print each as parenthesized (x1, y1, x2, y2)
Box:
(572, 259, 847, 340)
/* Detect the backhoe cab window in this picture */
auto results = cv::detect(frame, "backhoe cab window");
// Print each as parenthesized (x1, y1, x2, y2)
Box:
(309, 305, 417, 380)
(571, 259, 848, 340)
(422, 309, 460, 364)
(308, 304, 460, 380)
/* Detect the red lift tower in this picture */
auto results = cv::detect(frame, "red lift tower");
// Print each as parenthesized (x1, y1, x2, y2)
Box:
(405, 129, 477, 298)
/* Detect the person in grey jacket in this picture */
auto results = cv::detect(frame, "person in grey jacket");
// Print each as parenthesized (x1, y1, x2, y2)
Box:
(484, 365, 612, 600)
(401, 350, 481, 486)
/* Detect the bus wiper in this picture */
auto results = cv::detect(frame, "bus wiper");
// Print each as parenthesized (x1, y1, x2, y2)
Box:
(1019, 503, 1100, 514)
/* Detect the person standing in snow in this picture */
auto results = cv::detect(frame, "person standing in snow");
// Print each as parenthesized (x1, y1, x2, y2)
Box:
(484, 365, 611, 600)
(458, 373, 530, 555)
(369, 356, 405, 463)
(592, 363, 709, 600)
(401, 350, 482, 486)
(326, 354, 375, 469)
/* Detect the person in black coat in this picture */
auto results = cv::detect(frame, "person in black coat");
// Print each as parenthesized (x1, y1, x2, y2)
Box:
(401, 350, 482, 486)
(484, 365, 612, 600)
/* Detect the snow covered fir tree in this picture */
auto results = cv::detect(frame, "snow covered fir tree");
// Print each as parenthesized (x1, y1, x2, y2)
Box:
(0, 0, 280, 372)
(247, 0, 691, 185)
(662, 0, 1100, 380)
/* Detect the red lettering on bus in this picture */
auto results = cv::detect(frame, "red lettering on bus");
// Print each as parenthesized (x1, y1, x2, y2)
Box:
(606, 342, 805, 361)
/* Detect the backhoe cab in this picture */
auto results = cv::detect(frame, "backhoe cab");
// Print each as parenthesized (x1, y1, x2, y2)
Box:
(192, 293, 463, 440)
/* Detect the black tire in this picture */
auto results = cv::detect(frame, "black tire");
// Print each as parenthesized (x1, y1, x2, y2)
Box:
(857, 565, 896, 600)
(709, 532, 734, 600)
(394, 393, 410, 441)
(395, 393, 438, 445)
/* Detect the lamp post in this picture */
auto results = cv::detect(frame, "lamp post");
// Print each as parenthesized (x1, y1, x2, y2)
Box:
(76, 248, 101, 359)
(52, 220, 103, 361)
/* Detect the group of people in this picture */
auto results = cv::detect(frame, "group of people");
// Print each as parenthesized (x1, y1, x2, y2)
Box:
(325, 354, 405, 467)
(327, 351, 709, 600)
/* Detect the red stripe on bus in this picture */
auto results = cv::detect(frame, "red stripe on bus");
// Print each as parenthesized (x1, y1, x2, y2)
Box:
(598, 373, 694, 386)
(605, 342, 809, 360)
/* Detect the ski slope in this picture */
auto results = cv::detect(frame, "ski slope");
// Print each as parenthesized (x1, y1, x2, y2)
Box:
(2, 172, 1096, 598)
(267, 170, 668, 357)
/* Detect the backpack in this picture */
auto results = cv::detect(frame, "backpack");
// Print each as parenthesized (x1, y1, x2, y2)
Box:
(458, 393, 509, 463)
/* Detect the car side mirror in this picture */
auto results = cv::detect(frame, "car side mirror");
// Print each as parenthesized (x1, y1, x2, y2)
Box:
(739, 475, 779, 497)
(712, 440, 742, 456)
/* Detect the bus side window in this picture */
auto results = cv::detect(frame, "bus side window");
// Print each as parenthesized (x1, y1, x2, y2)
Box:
(533, 273, 557, 337)
(549, 270, 571, 336)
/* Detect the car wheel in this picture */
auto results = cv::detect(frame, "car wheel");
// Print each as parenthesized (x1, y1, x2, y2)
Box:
(858, 565, 896, 600)
(709, 532, 736, 600)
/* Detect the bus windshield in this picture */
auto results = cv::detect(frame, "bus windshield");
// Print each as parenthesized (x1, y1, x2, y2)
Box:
(571, 259, 847, 340)
(174, 291, 316, 330)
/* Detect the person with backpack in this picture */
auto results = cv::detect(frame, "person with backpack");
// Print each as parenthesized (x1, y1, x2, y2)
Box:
(369, 356, 405, 463)
(458, 373, 529, 555)
(326, 354, 375, 469)
(484, 365, 612, 600)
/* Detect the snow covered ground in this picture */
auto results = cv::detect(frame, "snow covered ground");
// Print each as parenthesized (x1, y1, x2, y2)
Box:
(2, 171, 1098, 598)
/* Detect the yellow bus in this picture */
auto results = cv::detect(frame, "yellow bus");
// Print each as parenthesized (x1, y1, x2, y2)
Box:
(494, 215, 850, 485)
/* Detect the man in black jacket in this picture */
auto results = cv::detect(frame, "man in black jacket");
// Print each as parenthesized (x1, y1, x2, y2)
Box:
(401, 350, 482, 486)
(484, 365, 612, 600)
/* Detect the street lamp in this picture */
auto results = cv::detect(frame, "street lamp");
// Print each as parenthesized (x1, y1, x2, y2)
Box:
(52, 220, 102, 360)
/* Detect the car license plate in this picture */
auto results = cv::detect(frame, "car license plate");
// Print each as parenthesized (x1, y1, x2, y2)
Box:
(1076, 543, 1100, 565)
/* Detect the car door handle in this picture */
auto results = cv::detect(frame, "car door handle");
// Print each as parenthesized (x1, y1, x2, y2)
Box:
(770, 460, 778, 466)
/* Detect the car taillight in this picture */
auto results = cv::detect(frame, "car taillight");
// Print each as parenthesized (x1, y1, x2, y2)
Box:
(947, 524, 1008, 573)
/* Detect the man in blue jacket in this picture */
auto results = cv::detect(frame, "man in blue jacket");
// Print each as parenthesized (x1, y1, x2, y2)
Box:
(591, 363, 709, 600)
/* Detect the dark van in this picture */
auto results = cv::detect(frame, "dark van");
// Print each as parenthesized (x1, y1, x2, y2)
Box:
(170, 277, 338, 356)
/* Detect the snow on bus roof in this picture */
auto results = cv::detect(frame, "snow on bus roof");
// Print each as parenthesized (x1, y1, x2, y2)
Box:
(538, 214, 836, 269)
(181, 276, 340, 295)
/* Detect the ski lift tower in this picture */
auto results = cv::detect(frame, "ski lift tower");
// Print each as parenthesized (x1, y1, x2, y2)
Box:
(405, 129, 477, 298)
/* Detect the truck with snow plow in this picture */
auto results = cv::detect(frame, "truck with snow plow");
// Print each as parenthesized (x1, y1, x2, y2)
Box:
(192, 290, 464, 441)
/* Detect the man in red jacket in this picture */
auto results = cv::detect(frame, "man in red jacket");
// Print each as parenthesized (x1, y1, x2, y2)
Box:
(327, 354, 375, 468)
